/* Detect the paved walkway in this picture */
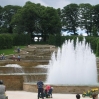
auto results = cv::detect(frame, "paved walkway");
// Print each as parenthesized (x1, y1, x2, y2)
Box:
(6, 91, 91, 99)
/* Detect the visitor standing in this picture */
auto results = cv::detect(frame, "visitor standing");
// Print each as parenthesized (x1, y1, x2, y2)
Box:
(0, 80, 6, 99)
(1, 54, 5, 60)
(0, 54, 2, 60)
(2, 53, 5, 60)
(17, 55, 21, 61)
(37, 79, 44, 99)
(12, 54, 16, 61)
(17, 47, 20, 53)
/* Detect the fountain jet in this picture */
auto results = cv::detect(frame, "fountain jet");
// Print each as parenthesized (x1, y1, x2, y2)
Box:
(46, 38, 98, 85)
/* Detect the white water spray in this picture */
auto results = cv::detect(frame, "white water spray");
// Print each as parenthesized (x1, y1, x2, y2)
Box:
(46, 38, 98, 85)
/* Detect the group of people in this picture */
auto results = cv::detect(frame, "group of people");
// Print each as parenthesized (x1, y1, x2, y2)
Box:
(12, 46, 21, 61)
(37, 80, 53, 99)
(37, 80, 98, 99)
(12, 54, 21, 61)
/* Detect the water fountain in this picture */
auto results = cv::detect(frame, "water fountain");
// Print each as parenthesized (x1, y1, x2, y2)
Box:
(46, 38, 98, 85)
(0, 41, 99, 93)
(23, 38, 99, 93)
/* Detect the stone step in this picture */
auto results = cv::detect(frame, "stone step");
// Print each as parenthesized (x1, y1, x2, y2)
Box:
(0, 67, 47, 73)
(24, 56, 51, 60)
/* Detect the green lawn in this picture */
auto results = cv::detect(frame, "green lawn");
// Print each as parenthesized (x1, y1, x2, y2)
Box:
(0, 46, 26, 55)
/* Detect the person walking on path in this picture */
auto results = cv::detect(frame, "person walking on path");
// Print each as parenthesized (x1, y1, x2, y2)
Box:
(37, 79, 44, 99)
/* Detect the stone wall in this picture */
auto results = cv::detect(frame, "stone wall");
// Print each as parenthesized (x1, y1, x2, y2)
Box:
(0, 75, 23, 90)
(23, 83, 99, 94)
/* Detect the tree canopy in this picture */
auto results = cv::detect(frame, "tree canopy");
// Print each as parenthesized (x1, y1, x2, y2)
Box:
(0, 2, 99, 37)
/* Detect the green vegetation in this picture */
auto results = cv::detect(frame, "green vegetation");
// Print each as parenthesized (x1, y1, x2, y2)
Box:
(1, 2, 99, 41)
(0, 46, 25, 55)
(0, 2, 99, 57)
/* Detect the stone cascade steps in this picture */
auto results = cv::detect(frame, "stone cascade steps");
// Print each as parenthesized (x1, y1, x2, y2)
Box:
(20, 45, 57, 60)
(0, 67, 48, 73)
(24, 55, 51, 60)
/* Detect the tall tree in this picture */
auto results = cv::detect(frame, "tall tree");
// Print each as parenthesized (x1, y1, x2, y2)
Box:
(11, 1, 40, 37)
(78, 3, 93, 36)
(1, 5, 21, 33)
(39, 7, 61, 37)
(11, 1, 61, 41)
(0, 6, 3, 33)
(93, 4, 99, 36)
(61, 3, 79, 35)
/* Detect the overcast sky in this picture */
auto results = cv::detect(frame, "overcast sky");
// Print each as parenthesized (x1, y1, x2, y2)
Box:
(0, 0, 99, 9)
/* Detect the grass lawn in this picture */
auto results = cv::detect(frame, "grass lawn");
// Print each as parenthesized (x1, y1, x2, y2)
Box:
(0, 46, 26, 55)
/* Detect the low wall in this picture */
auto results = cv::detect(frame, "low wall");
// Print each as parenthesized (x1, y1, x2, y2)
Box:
(23, 83, 99, 94)
(0, 75, 23, 90)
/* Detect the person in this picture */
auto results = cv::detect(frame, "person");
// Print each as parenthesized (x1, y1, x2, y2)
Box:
(17, 47, 20, 53)
(37, 80, 44, 99)
(12, 54, 16, 61)
(2, 53, 5, 60)
(44, 85, 53, 98)
(76, 94, 80, 99)
(17, 55, 21, 61)
(0, 54, 2, 60)
(92, 94, 98, 99)
(0, 80, 6, 99)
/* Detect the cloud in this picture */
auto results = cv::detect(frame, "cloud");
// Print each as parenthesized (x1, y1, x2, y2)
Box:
(0, 0, 48, 7)
(54, 0, 70, 9)
(0, 0, 99, 8)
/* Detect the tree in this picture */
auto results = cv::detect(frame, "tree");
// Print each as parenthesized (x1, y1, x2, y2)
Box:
(0, 5, 21, 33)
(39, 7, 61, 41)
(61, 3, 79, 35)
(78, 3, 93, 36)
(0, 6, 2, 26)
(11, 1, 61, 41)
(93, 4, 99, 36)
(0, 6, 3, 33)
(11, 1, 40, 39)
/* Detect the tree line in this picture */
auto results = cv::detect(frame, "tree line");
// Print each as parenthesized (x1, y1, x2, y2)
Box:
(0, 1, 99, 40)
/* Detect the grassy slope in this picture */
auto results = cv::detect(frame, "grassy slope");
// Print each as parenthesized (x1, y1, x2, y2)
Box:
(0, 46, 25, 55)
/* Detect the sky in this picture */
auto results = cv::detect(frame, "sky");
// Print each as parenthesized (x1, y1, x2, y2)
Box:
(0, 0, 99, 9)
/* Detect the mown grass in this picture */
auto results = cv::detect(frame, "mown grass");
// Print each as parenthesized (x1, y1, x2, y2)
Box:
(0, 46, 26, 55)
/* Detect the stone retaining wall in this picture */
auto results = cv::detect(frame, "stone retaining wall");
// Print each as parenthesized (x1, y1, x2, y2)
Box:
(0, 75, 23, 90)
(23, 83, 99, 94)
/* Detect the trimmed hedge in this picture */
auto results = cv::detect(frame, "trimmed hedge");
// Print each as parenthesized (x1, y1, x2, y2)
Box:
(0, 34, 31, 49)
(12, 34, 31, 46)
(0, 34, 13, 49)
(48, 35, 99, 56)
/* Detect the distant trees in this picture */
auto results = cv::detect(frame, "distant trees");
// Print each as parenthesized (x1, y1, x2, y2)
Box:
(61, 3, 99, 36)
(0, 2, 99, 38)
